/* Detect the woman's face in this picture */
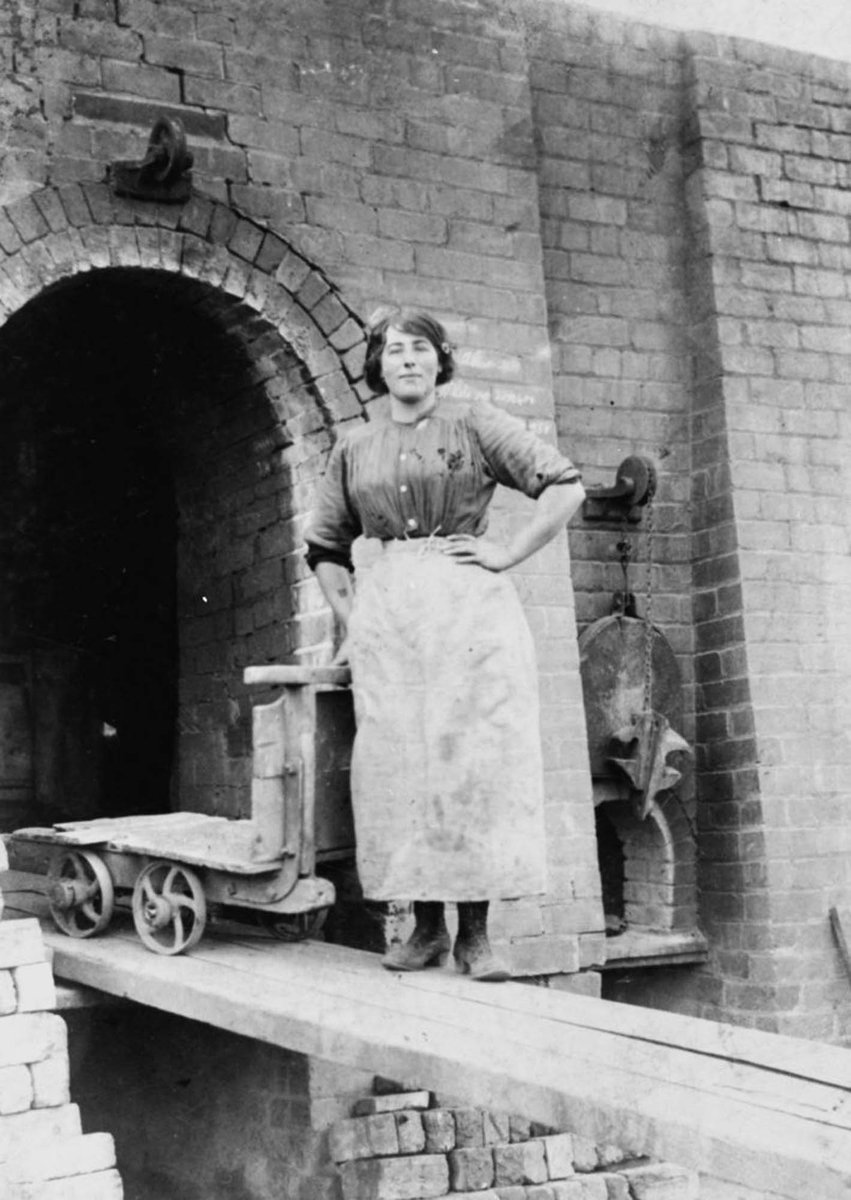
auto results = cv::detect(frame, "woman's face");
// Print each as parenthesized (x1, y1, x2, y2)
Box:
(379, 325, 440, 406)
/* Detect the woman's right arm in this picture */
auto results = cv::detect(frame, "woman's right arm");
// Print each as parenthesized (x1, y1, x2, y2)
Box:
(314, 560, 355, 664)
(314, 560, 355, 631)
(305, 435, 361, 660)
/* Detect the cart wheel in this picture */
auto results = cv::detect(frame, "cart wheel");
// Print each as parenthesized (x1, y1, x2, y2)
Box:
(262, 908, 327, 942)
(132, 861, 207, 955)
(47, 850, 115, 938)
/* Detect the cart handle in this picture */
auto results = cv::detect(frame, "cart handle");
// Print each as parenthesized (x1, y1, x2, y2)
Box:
(243, 665, 351, 688)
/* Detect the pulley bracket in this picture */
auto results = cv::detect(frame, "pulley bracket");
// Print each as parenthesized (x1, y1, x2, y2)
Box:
(109, 115, 193, 203)
(583, 455, 657, 523)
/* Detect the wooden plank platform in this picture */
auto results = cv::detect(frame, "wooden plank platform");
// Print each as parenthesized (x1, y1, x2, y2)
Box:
(3, 895, 850, 1200)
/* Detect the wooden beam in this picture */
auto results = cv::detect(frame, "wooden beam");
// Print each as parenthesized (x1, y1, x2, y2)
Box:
(18, 916, 851, 1200)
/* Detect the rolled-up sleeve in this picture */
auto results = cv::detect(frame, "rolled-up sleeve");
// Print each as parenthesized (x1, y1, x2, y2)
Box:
(471, 402, 581, 499)
(304, 438, 362, 571)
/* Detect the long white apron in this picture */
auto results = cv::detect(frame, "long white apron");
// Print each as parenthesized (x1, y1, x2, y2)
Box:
(347, 539, 547, 902)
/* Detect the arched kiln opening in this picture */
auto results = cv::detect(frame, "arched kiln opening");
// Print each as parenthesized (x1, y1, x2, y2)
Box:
(596, 799, 675, 933)
(0, 267, 333, 830)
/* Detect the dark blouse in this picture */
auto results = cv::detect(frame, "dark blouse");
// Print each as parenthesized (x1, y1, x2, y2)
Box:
(305, 400, 581, 570)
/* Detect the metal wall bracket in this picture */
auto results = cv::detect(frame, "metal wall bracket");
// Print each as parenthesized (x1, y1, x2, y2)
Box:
(582, 454, 657, 523)
(109, 115, 193, 203)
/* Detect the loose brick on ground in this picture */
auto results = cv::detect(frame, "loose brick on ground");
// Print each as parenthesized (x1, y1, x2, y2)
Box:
(423, 1109, 456, 1153)
(509, 1116, 533, 1143)
(0, 923, 47, 970)
(483, 1111, 511, 1145)
(0, 1014, 66, 1069)
(570, 1137, 598, 1173)
(353, 1092, 431, 1116)
(9, 1168, 124, 1200)
(29, 1056, 71, 1109)
(454, 1108, 486, 1147)
(597, 1175, 629, 1199)
(449, 1146, 495, 1191)
(395, 1111, 427, 1154)
(0, 1065, 33, 1115)
(542, 1133, 575, 1179)
(493, 1141, 549, 1187)
(618, 1164, 699, 1199)
(551, 1180, 608, 1199)
(0, 970, 16, 1014)
(339, 1155, 450, 1200)
(7, 1131, 116, 1183)
(13, 964, 56, 1013)
(554, 1179, 608, 1199)
(329, 1114, 399, 1162)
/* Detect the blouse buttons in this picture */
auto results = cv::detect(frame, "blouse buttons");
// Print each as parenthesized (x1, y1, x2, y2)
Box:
(400, 448, 414, 529)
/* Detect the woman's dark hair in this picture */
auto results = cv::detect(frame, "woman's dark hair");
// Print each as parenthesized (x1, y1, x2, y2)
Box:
(363, 307, 456, 395)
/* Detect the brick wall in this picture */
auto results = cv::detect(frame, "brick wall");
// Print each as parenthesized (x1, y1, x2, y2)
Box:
(525, 4, 699, 952)
(523, 3, 851, 1037)
(0, 908, 123, 1199)
(682, 37, 851, 1039)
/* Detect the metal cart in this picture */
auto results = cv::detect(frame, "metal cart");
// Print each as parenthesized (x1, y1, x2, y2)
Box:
(9, 666, 355, 955)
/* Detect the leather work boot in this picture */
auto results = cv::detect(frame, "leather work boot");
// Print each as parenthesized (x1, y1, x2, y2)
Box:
(382, 901, 451, 971)
(454, 901, 510, 982)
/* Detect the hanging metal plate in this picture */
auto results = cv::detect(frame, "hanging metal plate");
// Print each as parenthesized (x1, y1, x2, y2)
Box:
(578, 614, 684, 777)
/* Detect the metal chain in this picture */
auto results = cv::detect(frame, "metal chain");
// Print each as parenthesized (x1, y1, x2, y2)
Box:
(616, 509, 632, 612)
(642, 492, 655, 714)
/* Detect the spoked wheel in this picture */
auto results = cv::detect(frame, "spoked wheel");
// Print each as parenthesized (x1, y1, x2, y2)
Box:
(132, 861, 207, 955)
(261, 908, 328, 942)
(47, 850, 115, 938)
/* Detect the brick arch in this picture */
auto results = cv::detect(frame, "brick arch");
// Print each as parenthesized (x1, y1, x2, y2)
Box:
(0, 186, 373, 822)
(0, 183, 369, 430)
(598, 799, 678, 932)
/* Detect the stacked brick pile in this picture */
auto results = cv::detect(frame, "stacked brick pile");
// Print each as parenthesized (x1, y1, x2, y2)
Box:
(0, 915, 123, 1200)
(329, 1088, 698, 1200)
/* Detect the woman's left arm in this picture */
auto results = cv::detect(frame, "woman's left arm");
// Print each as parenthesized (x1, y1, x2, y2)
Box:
(444, 480, 585, 572)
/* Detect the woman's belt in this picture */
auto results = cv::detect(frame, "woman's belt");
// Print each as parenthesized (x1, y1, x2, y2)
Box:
(379, 533, 467, 555)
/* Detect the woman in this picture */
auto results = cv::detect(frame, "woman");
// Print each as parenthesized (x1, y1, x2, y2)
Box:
(305, 309, 585, 981)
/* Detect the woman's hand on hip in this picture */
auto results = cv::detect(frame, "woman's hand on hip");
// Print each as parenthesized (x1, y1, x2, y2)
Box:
(332, 634, 351, 666)
(443, 535, 513, 572)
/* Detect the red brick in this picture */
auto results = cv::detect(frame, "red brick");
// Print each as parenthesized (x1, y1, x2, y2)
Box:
(0, 211, 24, 252)
(619, 1163, 699, 1198)
(329, 1114, 399, 1162)
(353, 1092, 431, 1116)
(422, 1109, 455, 1154)
(395, 1110, 427, 1154)
(102, 58, 181, 101)
(144, 34, 224, 77)
(184, 76, 262, 114)
(797, 211, 850, 242)
(7, 1131, 116, 1183)
(60, 19, 142, 59)
(449, 1147, 495, 1191)
(452, 1109, 485, 1148)
(784, 154, 837, 186)
(493, 1142, 548, 1186)
(118, 0, 194, 35)
(339, 1156, 449, 1200)
(6, 196, 50, 243)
